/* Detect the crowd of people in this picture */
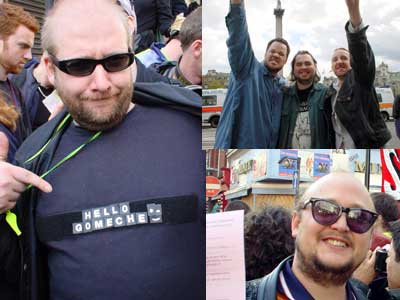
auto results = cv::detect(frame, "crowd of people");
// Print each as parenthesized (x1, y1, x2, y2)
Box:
(215, 0, 392, 149)
(0, 1, 203, 300)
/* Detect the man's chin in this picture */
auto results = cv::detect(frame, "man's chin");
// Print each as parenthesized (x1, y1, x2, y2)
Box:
(265, 63, 282, 74)
(296, 77, 314, 86)
(8, 66, 23, 74)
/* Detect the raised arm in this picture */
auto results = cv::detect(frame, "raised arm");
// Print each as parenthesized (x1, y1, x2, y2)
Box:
(345, 0, 361, 28)
(345, 0, 375, 87)
(226, 0, 256, 79)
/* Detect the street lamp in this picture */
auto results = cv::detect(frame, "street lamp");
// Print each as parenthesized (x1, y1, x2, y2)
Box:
(278, 156, 301, 195)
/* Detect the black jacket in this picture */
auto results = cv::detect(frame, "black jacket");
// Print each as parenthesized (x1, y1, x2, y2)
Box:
(0, 82, 200, 300)
(327, 22, 391, 148)
(246, 256, 369, 300)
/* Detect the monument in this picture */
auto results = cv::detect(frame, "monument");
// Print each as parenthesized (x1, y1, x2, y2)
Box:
(274, 0, 285, 38)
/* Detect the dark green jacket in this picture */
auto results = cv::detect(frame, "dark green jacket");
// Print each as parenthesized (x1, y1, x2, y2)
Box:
(278, 82, 335, 149)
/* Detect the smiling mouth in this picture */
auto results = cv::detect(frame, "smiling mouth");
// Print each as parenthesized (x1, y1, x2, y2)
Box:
(323, 237, 350, 248)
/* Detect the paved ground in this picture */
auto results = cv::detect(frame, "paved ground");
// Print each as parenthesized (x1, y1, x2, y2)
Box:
(202, 120, 399, 150)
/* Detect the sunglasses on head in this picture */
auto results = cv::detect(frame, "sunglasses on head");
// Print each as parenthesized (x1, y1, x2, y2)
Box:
(302, 198, 378, 234)
(50, 51, 135, 77)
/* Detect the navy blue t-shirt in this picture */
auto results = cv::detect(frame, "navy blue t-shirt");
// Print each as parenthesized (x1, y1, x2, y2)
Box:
(36, 104, 204, 300)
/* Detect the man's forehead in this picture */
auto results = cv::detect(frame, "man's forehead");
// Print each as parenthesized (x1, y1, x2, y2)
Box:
(306, 174, 373, 208)
(295, 54, 313, 63)
(53, 14, 128, 58)
(332, 49, 350, 58)
(268, 41, 287, 50)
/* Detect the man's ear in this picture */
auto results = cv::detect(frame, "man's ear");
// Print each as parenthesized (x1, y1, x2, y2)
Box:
(292, 211, 301, 239)
(191, 39, 202, 59)
(0, 40, 4, 53)
(43, 52, 56, 86)
(127, 15, 136, 35)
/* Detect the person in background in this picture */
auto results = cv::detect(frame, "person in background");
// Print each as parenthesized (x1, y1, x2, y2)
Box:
(0, 3, 39, 163)
(9, 54, 54, 131)
(133, 0, 173, 52)
(244, 205, 294, 281)
(225, 200, 251, 215)
(370, 192, 399, 250)
(152, 7, 202, 87)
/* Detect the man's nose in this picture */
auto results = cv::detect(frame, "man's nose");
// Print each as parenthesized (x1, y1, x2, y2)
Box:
(90, 64, 112, 92)
(24, 49, 32, 61)
(330, 213, 350, 232)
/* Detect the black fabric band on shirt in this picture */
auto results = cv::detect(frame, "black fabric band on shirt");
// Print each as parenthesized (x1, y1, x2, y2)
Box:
(36, 194, 198, 242)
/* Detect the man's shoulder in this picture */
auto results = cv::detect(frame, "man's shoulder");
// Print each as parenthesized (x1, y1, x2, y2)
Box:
(246, 278, 262, 300)
(14, 111, 68, 164)
(313, 82, 328, 91)
(133, 82, 201, 117)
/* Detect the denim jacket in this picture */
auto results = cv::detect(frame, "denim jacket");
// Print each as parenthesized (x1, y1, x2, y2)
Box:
(215, 3, 284, 149)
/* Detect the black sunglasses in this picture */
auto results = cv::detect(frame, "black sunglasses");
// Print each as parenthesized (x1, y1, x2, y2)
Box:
(50, 52, 135, 77)
(302, 198, 378, 234)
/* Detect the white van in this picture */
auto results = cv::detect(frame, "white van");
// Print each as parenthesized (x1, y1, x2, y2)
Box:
(375, 87, 394, 121)
(202, 89, 227, 128)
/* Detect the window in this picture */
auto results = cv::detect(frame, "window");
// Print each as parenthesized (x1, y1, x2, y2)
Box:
(202, 95, 217, 106)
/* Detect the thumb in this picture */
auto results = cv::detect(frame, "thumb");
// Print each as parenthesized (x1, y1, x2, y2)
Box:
(0, 132, 10, 162)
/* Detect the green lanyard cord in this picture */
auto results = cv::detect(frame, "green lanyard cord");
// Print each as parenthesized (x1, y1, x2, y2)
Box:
(25, 131, 102, 189)
(25, 114, 72, 163)
(6, 114, 102, 236)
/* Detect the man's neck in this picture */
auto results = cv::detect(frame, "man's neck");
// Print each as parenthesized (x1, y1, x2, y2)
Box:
(33, 63, 49, 87)
(162, 39, 182, 62)
(336, 78, 345, 89)
(179, 54, 201, 85)
(296, 81, 313, 91)
(291, 257, 348, 300)
(0, 65, 7, 81)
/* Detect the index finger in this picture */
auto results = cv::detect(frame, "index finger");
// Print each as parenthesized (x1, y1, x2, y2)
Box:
(12, 166, 52, 193)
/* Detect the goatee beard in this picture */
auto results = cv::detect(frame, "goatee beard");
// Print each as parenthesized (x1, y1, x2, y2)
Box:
(296, 77, 314, 86)
(295, 240, 355, 287)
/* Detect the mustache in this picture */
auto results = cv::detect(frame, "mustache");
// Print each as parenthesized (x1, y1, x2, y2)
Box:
(80, 92, 119, 101)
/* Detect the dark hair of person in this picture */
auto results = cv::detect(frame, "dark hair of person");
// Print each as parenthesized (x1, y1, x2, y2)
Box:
(289, 50, 321, 83)
(244, 205, 295, 281)
(225, 200, 251, 215)
(266, 37, 290, 58)
(179, 6, 201, 51)
(390, 219, 400, 262)
(371, 192, 399, 231)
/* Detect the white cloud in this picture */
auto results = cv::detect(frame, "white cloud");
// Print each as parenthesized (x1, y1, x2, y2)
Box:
(203, 0, 400, 77)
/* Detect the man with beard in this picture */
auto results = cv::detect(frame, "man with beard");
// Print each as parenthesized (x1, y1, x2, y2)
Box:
(328, 0, 390, 148)
(215, 0, 290, 149)
(277, 51, 334, 148)
(246, 172, 377, 300)
(0, 3, 39, 162)
(0, 0, 204, 299)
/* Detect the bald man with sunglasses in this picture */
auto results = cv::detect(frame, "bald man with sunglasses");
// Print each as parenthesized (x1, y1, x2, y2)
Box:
(246, 172, 376, 300)
(0, 0, 203, 299)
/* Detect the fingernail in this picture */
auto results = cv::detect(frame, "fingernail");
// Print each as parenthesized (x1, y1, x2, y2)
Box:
(45, 184, 53, 193)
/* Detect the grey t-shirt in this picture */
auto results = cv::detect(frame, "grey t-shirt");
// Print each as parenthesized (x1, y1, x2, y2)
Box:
(292, 85, 312, 148)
